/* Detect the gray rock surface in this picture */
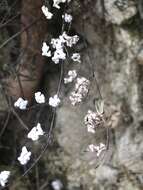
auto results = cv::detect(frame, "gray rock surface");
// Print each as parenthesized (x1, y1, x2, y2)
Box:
(104, 0, 137, 25)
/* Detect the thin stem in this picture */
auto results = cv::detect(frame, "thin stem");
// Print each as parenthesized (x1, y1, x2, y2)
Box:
(0, 111, 11, 139)
(82, 21, 103, 100)
(0, 13, 20, 29)
(11, 107, 29, 131)
(0, 17, 41, 49)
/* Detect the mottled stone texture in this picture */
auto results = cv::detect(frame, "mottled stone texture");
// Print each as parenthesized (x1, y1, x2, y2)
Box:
(46, 0, 143, 190)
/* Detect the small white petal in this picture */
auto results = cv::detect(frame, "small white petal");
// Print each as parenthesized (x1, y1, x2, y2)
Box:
(49, 94, 61, 107)
(53, 0, 66, 9)
(62, 13, 72, 23)
(27, 123, 44, 141)
(71, 53, 81, 63)
(35, 92, 45, 104)
(87, 143, 106, 157)
(62, 32, 79, 47)
(64, 70, 77, 84)
(14, 97, 28, 110)
(41, 6, 53, 19)
(87, 144, 97, 152)
(27, 128, 39, 141)
(51, 179, 63, 190)
(0, 171, 10, 187)
(36, 123, 44, 136)
(18, 146, 31, 165)
(52, 49, 66, 64)
(42, 42, 51, 57)
(87, 126, 95, 133)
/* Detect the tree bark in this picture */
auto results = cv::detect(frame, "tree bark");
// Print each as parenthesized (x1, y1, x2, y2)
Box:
(5, 0, 47, 102)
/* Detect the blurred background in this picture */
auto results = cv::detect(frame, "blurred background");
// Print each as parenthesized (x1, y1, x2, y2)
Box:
(0, 0, 143, 189)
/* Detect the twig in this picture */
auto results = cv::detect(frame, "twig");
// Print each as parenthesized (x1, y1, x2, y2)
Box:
(0, 111, 11, 139)
(0, 17, 41, 49)
(82, 21, 103, 100)
(35, 164, 40, 190)
(0, 0, 19, 25)
(12, 66, 25, 98)
(11, 107, 29, 131)
(0, 13, 20, 29)
(39, 181, 49, 190)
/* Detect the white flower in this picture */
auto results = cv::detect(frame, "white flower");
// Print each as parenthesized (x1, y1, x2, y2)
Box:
(14, 97, 28, 110)
(69, 77, 90, 105)
(84, 109, 104, 133)
(51, 37, 64, 50)
(97, 143, 106, 157)
(62, 32, 79, 47)
(87, 125, 95, 134)
(41, 6, 53, 19)
(62, 13, 72, 23)
(71, 53, 81, 63)
(68, 70, 77, 78)
(87, 144, 98, 152)
(87, 143, 106, 157)
(50, 35, 67, 64)
(50, 33, 79, 64)
(64, 70, 77, 84)
(52, 49, 66, 64)
(53, 0, 71, 9)
(18, 146, 31, 165)
(51, 32, 79, 49)
(35, 92, 45, 104)
(53, 0, 66, 9)
(51, 179, 63, 190)
(42, 42, 51, 57)
(0, 171, 10, 187)
(27, 123, 44, 141)
(49, 94, 61, 107)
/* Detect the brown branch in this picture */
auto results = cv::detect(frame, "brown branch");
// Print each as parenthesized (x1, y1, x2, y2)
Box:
(11, 107, 29, 130)
(4, 0, 47, 102)
(0, 16, 41, 49)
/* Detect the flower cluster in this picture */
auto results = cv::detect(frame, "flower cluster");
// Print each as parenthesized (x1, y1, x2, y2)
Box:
(84, 109, 104, 133)
(87, 143, 106, 157)
(62, 32, 79, 47)
(0, 171, 10, 187)
(41, 2, 79, 64)
(64, 70, 77, 84)
(14, 97, 28, 110)
(69, 77, 90, 105)
(50, 32, 79, 64)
